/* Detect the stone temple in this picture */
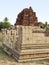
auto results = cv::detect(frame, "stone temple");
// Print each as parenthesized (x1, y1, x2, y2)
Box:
(2, 7, 49, 62)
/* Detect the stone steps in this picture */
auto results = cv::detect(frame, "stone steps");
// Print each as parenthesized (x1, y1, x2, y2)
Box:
(2, 43, 49, 62)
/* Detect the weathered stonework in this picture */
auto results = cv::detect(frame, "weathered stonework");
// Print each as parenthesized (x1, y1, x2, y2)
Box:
(15, 7, 39, 26)
(2, 7, 49, 62)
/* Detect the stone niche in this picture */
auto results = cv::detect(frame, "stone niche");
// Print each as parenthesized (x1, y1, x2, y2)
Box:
(15, 7, 39, 26)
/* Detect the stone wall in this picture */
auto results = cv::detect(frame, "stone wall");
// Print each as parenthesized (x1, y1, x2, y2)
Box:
(22, 26, 49, 45)
(2, 25, 49, 62)
(2, 26, 49, 48)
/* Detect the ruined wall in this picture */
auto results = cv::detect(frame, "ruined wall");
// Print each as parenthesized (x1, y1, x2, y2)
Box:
(2, 26, 22, 51)
(2, 26, 49, 62)
(2, 29, 16, 48)
(2, 26, 49, 49)
(22, 26, 49, 45)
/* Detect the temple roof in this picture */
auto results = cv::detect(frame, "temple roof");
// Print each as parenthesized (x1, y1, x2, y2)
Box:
(15, 7, 39, 26)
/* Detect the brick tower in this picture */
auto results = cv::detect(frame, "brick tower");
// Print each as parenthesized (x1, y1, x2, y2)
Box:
(15, 7, 39, 26)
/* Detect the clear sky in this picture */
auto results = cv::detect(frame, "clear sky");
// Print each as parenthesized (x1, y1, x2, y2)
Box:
(0, 0, 49, 25)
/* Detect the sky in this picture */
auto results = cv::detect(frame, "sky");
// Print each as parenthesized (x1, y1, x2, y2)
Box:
(0, 0, 49, 25)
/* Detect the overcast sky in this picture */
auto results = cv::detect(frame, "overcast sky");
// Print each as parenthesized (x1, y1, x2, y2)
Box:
(0, 0, 49, 25)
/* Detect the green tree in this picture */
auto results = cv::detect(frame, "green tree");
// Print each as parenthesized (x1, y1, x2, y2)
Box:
(0, 22, 4, 30)
(3, 21, 11, 29)
(3, 17, 8, 22)
(39, 21, 49, 30)
(0, 17, 12, 30)
(44, 22, 48, 29)
(39, 22, 45, 29)
(3, 17, 12, 29)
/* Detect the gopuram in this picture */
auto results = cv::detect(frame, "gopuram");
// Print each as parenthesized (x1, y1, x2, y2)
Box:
(2, 7, 49, 62)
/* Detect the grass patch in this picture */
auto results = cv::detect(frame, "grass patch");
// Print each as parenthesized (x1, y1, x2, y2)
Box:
(0, 32, 2, 43)
(0, 46, 15, 61)
(0, 38, 2, 42)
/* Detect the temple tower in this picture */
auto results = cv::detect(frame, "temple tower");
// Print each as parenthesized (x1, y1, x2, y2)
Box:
(15, 7, 38, 26)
